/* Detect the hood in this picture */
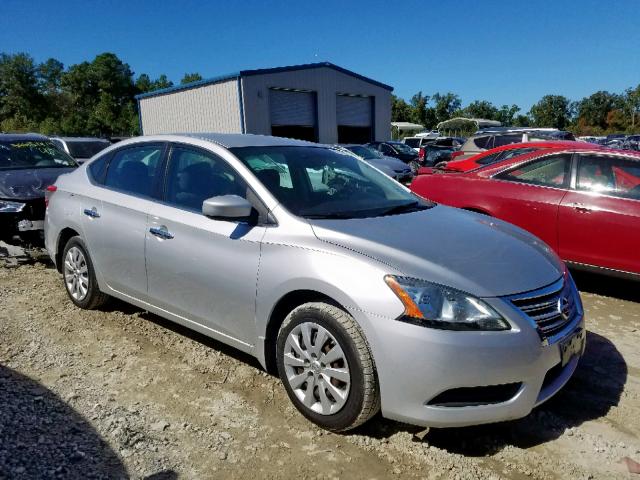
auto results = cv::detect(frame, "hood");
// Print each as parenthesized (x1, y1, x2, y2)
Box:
(0, 168, 75, 200)
(367, 156, 412, 173)
(309, 205, 563, 297)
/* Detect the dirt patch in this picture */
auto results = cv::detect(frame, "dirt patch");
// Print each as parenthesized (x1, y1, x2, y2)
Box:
(1, 263, 639, 479)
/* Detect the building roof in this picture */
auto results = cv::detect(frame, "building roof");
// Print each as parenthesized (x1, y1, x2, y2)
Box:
(135, 62, 393, 100)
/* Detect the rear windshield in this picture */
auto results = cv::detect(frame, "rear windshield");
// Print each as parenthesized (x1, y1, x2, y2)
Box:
(473, 136, 492, 149)
(390, 143, 416, 154)
(403, 138, 420, 147)
(0, 140, 77, 170)
(66, 141, 110, 159)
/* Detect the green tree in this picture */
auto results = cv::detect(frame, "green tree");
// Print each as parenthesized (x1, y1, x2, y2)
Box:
(181, 72, 203, 84)
(135, 73, 174, 93)
(576, 91, 623, 130)
(432, 92, 461, 124)
(463, 100, 498, 120)
(513, 114, 531, 127)
(409, 91, 429, 127)
(0, 52, 45, 130)
(529, 95, 572, 129)
(61, 52, 137, 136)
(624, 84, 640, 131)
(496, 104, 520, 126)
(391, 94, 412, 122)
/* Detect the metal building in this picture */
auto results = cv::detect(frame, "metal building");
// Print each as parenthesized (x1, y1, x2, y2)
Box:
(136, 62, 393, 144)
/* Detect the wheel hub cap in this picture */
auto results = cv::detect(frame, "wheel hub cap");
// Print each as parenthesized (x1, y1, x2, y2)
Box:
(283, 322, 351, 416)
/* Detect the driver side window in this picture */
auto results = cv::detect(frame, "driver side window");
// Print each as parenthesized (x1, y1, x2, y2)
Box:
(165, 146, 247, 213)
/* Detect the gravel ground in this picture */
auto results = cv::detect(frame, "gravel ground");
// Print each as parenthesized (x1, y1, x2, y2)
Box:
(1, 256, 639, 479)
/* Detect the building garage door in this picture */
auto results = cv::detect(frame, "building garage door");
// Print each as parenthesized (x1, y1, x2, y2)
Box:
(337, 94, 373, 144)
(269, 89, 317, 142)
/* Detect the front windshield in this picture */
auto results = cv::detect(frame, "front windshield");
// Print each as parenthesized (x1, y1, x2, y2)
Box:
(391, 143, 416, 154)
(345, 145, 380, 160)
(0, 140, 77, 170)
(231, 146, 432, 219)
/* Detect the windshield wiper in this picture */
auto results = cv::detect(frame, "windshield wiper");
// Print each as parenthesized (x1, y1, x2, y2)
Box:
(378, 201, 431, 217)
(304, 212, 357, 219)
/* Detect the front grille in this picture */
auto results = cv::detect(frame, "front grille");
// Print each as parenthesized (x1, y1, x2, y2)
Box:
(509, 279, 576, 339)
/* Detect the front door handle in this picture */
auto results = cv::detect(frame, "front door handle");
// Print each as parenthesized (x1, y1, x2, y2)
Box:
(83, 207, 100, 218)
(149, 225, 174, 240)
(569, 203, 592, 213)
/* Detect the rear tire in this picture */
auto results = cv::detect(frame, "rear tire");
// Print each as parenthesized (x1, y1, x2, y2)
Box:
(61, 236, 109, 310)
(276, 302, 380, 432)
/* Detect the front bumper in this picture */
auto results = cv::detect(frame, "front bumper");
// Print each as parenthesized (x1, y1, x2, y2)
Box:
(351, 280, 585, 428)
(0, 198, 46, 242)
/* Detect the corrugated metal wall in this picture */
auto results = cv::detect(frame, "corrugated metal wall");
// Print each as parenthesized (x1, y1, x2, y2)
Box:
(139, 80, 242, 135)
(241, 67, 391, 144)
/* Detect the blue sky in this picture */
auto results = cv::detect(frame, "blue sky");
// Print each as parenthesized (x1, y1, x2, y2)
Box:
(2, 0, 638, 111)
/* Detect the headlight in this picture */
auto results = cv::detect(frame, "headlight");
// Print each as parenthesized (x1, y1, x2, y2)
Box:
(0, 200, 26, 213)
(384, 275, 510, 331)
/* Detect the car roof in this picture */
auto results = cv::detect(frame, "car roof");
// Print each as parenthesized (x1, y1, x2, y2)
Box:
(0, 133, 50, 142)
(476, 146, 640, 174)
(120, 133, 321, 149)
(482, 140, 599, 154)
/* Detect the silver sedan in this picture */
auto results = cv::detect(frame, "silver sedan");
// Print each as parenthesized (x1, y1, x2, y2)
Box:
(45, 133, 585, 431)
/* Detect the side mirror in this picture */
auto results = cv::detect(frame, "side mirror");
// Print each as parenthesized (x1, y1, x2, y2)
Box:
(202, 195, 253, 219)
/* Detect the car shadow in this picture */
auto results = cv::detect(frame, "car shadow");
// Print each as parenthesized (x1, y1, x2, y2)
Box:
(103, 298, 263, 370)
(0, 364, 129, 478)
(356, 331, 627, 456)
(571, 269, 640, 303)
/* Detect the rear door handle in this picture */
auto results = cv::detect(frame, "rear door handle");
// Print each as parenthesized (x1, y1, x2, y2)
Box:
(83, 207, 100, 218)
(149, 225, 174, 240)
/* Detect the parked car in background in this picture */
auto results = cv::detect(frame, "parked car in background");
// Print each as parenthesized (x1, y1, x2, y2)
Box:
(624, 135, 640, 151)
(50, 137, 111, 164)
(452, 129, 576, 161)
(417, 137, 465, 166)
(403, 133, 438, 152)
(422, 141, 601, 174)
(0, 133, 77, 244)
(338, 145, 414, 184)
(366, 141, 421, 173)
(411, 146, 640, 278)
(46, 133, 584, 431)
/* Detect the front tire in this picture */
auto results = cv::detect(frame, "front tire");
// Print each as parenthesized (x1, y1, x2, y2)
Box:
(276, 302, 380, 432)
(62, 236, 109, 310)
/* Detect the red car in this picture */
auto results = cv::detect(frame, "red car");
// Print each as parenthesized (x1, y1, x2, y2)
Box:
(411, 146, 640, 278)
(418, 141, 601, 175)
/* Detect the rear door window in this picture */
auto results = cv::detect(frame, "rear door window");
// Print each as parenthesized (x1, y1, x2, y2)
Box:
(103, 144, 165, 198)
(496, 153, 571, 188)
(577, 154, 640, 199)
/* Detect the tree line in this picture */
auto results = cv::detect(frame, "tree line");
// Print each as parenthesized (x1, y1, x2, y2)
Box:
(1, 51, 639, 138)
(393, 84, 640, 136)
(0, 51, 203, 137)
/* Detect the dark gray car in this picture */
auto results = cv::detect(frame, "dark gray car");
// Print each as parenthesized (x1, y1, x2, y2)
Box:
(339, 145, 414, 184)
(0, 134, 77, 244)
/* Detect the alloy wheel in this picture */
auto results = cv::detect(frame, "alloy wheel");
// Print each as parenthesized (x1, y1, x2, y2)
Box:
(64, 246, 89, 301)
